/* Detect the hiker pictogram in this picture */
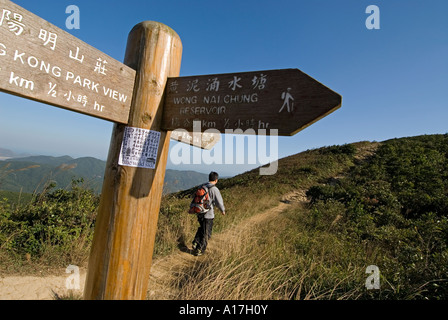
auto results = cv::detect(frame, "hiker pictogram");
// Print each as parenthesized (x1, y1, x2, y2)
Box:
(279, 88, 295, 113)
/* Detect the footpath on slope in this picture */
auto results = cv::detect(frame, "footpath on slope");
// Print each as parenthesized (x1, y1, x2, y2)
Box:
(0, 190, 306, 300)
(0, 142, 380, 300)
(146, 190, 308, 300)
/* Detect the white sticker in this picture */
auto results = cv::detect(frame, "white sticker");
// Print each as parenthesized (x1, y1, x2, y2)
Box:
(118, 127, 161, 169)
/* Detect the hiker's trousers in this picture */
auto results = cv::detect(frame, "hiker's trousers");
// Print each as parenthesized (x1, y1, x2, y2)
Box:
(193, 216, 214, 252)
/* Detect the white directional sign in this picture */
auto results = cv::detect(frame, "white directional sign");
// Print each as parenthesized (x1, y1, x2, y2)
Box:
(0, 0, 136, 123)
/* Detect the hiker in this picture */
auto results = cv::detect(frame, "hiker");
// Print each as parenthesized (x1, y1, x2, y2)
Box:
(192, 172, 226, 256)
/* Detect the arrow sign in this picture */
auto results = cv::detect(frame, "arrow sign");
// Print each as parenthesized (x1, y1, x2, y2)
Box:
(0, 0, 136, 123)
(162, 69, 342, 136)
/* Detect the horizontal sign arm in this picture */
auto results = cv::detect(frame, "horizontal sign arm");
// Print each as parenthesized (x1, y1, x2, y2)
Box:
(162, 69, 341, 137)
(0, 0, 136, 124)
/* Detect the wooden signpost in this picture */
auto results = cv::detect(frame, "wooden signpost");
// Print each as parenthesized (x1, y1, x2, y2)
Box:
(83, 21, 183, 300)
(0, 0, 342, 300)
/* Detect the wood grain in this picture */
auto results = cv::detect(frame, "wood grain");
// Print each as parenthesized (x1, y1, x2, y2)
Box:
(0, 0, 135, 123)
(83, 21, 182, 300)
(162, 69, 342, 136)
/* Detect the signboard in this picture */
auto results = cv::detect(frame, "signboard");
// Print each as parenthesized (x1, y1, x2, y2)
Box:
(0, 0, 136, 124)
(162, 69, 342, 136)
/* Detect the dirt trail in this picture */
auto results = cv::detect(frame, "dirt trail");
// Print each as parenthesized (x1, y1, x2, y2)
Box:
(146, 190, 307, 300)
(0, 144, 379, 300)
(0, 191, 305, 300)
(0, 270, 87, 300)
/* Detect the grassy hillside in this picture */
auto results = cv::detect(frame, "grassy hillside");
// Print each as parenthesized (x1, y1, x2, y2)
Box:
(0, 134, 447, 299)
(151, 134, 448, 300)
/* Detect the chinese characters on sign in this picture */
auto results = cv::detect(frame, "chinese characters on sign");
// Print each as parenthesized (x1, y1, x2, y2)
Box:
(0, 7, 25, 35)
(0, 0, 135, 124)
(118, 127, 161, 169)
(0, 1, 342, 148)
(163, 69, 342, 136)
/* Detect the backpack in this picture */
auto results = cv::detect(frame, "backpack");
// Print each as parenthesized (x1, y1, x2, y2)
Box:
(189, 185, 215, 214)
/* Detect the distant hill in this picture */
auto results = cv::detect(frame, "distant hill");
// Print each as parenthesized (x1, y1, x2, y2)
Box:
(0, 154, 208, 195)
(164, 169, 209, 194)
(10, 155, 75, 166)
(0, 148, 16, 158)
(0, 148, 31, 160)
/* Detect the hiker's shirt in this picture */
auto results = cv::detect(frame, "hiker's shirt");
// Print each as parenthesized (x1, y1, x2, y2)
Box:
(203, 182, 225, 219)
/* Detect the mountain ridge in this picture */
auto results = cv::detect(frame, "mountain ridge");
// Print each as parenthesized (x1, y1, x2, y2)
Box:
(0, 148, 32, 159)
(0, 154, 209, 195)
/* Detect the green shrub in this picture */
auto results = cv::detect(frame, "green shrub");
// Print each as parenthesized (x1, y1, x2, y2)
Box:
(320, 144, 357, 156)
(306, 135, 448, 299)
(0, 179, 98, 267)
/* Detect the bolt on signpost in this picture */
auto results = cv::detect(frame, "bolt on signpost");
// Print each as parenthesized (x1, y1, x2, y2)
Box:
(0, 0, 342, 300)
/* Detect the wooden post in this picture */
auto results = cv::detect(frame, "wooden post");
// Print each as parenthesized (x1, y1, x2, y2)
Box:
(83, 21, 182, 300)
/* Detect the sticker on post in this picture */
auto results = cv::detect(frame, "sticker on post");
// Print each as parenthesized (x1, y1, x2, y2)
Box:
(118, 127, 161, 169)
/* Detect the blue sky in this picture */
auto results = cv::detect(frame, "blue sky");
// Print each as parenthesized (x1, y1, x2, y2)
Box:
(0, 0, 447, 177)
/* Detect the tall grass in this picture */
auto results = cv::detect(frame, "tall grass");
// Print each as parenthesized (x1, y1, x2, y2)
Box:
(165, 203, 372, 300)
(154, 143, 358, 259)
(153, 139, 447, 300)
